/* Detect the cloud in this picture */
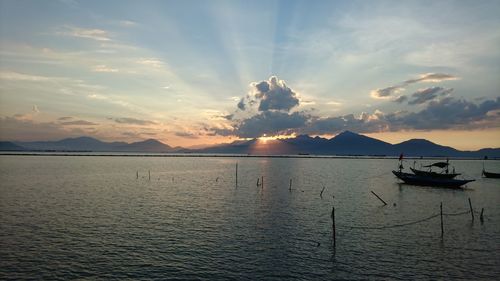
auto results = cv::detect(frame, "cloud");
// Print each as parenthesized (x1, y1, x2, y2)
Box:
(93, 65, 119, 73)
(60, 120, 98, 126)
(58, 26, 111, 41)
(408, 87, 453, 105)
(388, 97, 500, 130)
(404, 73, 459, 84)
(214, 76, 497, 138)
(393, 95, 408, 103)
(214, 111, 309, 138)
(175, 131, 199, 139)
(113, 117, 157, 125)
(58, 116, 73, 121)
(0, 116, 72, 141)
(370, 86, 404, 99)
(137, 58, 164, 68)
(371, 73, 458, 99)
(0, 71, 51, 81)
(237, 76, 300, 112)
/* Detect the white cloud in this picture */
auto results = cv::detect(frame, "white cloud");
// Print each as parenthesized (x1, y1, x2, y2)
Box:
(57, 26, 111, 41)
(137, 58, 164, 68)
(93, 65, 119, 73)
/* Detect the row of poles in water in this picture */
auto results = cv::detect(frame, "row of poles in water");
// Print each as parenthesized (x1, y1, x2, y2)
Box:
(137, 163, 486, 248)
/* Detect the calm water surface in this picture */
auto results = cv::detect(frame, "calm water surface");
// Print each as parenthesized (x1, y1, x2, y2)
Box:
(1, 155, 499, 280)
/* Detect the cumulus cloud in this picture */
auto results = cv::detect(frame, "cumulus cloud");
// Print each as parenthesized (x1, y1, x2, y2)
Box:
(113, 117, 157, 125)
(238, 76, 300, 112)
(214, 76, 497, 139)
(408, 87, 453, 105)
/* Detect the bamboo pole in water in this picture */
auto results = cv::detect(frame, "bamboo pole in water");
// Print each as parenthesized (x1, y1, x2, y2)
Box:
(468, 198, 474, 221)
(331, 206, 336, 248)
(148, 170, 151, 181)
(235, 163, 238, 188)
(440, 202, 444, 238)
(261, 176, 264, 189)
(480, 208, 484, 223)
(136, 171, 138, 179)
(289, 179, 292, 191)
(370, 191, 387, 205)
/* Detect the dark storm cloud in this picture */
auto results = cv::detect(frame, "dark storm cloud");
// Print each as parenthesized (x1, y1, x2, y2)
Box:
(408, 87, 453, 105)
(113, 117, 157, 125)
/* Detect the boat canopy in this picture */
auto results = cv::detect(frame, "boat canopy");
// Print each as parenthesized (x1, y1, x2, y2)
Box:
(423, 162, 449, 168)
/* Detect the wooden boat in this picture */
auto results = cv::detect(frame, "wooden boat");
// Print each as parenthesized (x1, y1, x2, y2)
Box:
(409, 160, 460, 179)
(393, 171, 474, 188)
(410, 167, 460, 179)
(482, 170, 500, 178)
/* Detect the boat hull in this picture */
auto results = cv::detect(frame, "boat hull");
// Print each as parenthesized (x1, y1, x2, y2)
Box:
(410, 167, 460, 179)
(483, 171, 500, 178)
(393, 171, 474, 188)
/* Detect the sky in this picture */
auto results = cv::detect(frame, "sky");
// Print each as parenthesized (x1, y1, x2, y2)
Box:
(0, 0, 499, 150)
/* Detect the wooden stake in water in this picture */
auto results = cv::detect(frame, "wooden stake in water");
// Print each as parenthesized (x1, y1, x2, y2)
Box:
(468, 198, 474, 221)
(261, 176, 264, 189)
(289, 179, 292, 191)
(235, 163, 238, 188)
(148, 170, 151, 181)
(136, 171, 138, 180)
(371, 190, 387, 206)
(256, 177, 260, 187)
(440, 202, 444, 238)
(320, 186, 326, 198)
(331, 206, 336, 248)
(480, 208, 484, 223)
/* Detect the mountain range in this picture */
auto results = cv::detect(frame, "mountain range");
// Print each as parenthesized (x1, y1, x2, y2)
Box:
(1, 131, 499, 157)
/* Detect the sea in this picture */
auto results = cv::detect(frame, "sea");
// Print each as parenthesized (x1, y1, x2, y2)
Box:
(1, 154, 499, 280)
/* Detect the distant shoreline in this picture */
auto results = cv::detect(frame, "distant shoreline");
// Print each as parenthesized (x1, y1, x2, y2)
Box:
(1, 152, 498, 160)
